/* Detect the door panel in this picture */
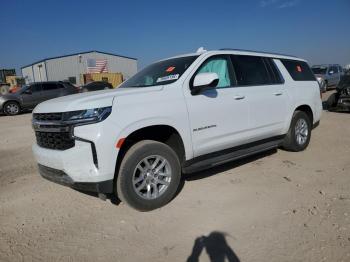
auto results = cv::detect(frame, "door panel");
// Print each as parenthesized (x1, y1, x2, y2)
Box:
(21, 84, 42, 109)
(185, 87, 250, 157)
(247, 84, 288, 139)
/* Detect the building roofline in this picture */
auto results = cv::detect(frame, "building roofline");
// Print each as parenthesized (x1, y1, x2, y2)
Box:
(21, 50, 137, 69)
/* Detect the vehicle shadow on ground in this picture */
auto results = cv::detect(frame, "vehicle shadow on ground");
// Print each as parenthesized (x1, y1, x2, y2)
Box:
(187, 231, 240, 262)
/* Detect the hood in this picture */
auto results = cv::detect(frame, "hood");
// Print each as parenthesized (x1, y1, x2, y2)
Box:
(0, 93, 20, 101)
(34, 86, 163, 113)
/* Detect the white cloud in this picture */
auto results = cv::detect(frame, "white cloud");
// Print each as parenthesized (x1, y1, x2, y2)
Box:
(260, 0, 299, 8)
(278, 0, 299, 8)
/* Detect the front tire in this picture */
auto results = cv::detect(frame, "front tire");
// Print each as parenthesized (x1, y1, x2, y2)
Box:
(282, 111, 311, 152)
(3, 101, 20, 116)
(116, 140, 181, 211)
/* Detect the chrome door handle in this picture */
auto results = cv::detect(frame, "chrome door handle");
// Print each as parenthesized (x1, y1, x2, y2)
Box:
(233, 95, 245, 100)
(273, 92, 283, 96)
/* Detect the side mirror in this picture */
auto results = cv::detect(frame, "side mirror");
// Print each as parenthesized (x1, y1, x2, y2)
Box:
(191, 72, 219, 95)
(23, 89, 32, 95)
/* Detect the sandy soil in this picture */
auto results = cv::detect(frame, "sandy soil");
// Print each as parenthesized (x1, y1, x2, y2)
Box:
(0, 92, 349, 262)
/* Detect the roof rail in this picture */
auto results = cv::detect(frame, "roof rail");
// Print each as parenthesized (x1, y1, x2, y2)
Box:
(219, 48, 298, 58)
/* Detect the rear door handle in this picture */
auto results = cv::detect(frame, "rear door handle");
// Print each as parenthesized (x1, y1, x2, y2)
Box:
(273, 92, 283, 96)
(233, 95, 245, 100)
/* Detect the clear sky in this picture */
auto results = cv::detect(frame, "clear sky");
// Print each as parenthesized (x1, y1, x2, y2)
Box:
(1, 0, 349, 74)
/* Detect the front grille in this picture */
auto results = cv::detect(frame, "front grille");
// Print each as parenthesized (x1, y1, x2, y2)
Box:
(33, 113, 63, 121)
(35, 131, 75, 150)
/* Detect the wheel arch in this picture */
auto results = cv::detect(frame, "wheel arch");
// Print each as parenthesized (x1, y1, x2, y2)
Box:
(113, 124, 188, 188)
(295, 104, 313, 124)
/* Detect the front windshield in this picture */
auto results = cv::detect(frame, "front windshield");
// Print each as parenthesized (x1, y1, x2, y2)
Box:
(312, 67, 328, 75)
(120, 55, 199, 88)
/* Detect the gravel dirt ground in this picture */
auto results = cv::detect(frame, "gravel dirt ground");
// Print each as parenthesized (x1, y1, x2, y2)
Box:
(0, 91, 349, 262)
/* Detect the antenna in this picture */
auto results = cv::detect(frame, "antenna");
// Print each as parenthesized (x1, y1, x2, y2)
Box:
(196, 47, 207, 53)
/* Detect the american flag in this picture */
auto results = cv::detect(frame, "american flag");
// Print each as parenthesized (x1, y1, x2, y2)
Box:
(87, 58, 108, 73)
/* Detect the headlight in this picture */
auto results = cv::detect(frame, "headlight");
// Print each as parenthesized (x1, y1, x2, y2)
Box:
(62, 106, 112, 125)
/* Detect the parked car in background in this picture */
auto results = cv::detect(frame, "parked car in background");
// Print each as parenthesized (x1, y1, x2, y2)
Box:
(312, 64, 343, 90)
(0, 81, 78, 115)
(32, 49, 322, 211)
(316, 77, 327, 93)
(80, 81, 113, 92)
(326, 74, 350, 112)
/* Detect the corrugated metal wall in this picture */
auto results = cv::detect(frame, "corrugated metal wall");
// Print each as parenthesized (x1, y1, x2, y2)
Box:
(22, 62, 48, 84)
(22, 67, 34, 84)
(22, 51, 137, 85)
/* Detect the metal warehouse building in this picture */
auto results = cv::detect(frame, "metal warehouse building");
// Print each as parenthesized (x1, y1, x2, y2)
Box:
(21, 50, 137, 85)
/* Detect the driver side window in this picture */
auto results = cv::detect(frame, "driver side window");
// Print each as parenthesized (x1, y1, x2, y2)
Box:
(29, 84, 42, 93)
(197, 56, 233, 88)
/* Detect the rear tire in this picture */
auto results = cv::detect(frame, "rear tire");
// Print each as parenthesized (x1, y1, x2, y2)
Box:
(3, 101, 20, 116)
(282, 111, 311, 152)
(326, 93, 337, 109)
(116, 140, 181, 211)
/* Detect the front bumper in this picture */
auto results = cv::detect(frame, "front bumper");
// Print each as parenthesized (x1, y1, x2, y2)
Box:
(38, 164, 113, 193)
(336, 97, 350, 111)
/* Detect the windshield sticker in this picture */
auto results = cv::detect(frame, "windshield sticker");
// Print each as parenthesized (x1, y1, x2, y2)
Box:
(156, 74, 179, 83)
(166, 66, 176, 72)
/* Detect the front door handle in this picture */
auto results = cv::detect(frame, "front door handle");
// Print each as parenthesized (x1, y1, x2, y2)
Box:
(273, 92, 283, 96)
(233, 95, 245, 100)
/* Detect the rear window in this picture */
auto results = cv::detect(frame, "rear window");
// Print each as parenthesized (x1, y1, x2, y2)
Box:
(281, 59, 315, 81)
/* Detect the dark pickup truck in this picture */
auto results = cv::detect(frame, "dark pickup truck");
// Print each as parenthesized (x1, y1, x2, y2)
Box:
(327, 74, 350, 112)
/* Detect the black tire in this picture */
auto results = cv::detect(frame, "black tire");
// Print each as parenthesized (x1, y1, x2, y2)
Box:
(3, 101, 20, 116)
(282, 111, 312, 152)
(326, 93, 337, 109)
(116, 140, 181, 211)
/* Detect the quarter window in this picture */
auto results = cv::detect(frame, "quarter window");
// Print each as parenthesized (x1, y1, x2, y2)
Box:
(230, 55, 270, 86)
(280, 59, 315, 81)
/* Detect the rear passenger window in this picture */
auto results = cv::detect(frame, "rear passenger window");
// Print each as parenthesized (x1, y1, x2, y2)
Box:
(42, 83, 58, 91)
(230, 55, 270, 86)
(29, 84, 41, 93)
(264, 58, 284, 84)
(280, 59, 315, 81)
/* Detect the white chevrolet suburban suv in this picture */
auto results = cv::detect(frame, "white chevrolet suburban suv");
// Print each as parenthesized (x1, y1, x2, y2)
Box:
(32, 49, 322, 211)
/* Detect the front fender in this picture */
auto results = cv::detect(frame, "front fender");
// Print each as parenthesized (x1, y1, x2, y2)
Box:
(115, 117, 193, 160)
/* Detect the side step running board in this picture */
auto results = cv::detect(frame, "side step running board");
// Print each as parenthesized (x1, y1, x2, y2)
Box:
(182, 138, 284, 174)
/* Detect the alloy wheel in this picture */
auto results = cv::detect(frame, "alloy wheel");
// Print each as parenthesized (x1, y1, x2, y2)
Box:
(132, 155, 172, 200)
